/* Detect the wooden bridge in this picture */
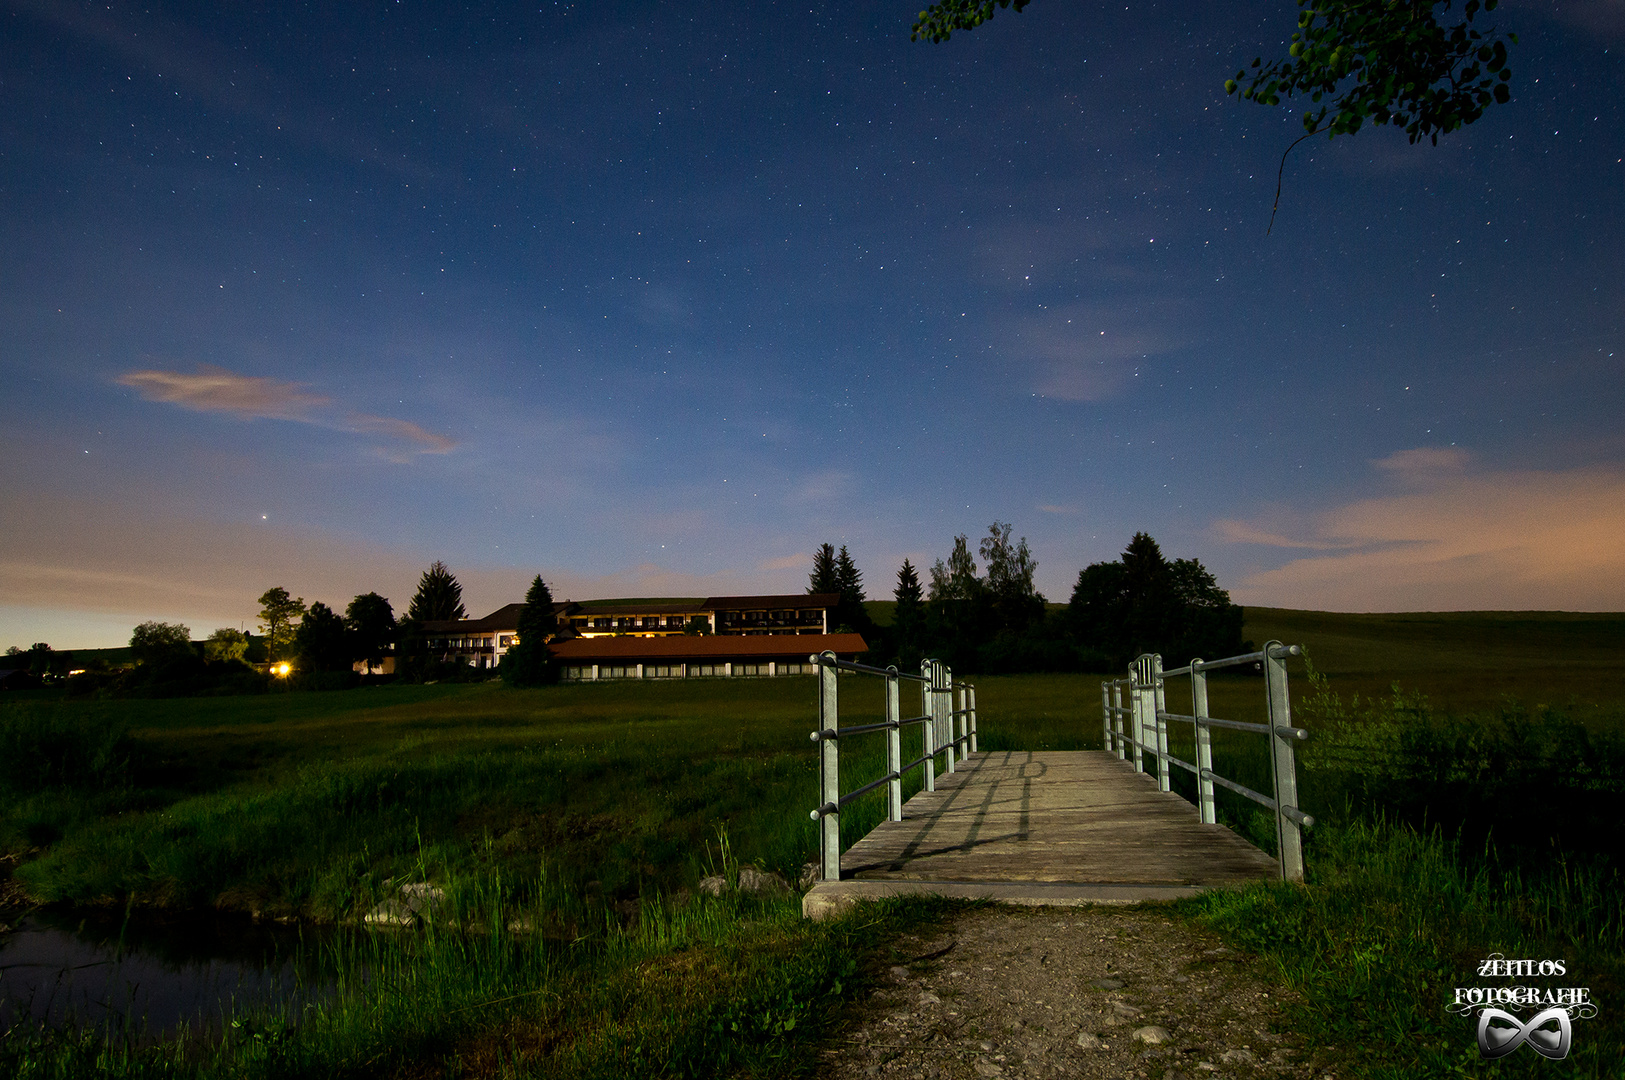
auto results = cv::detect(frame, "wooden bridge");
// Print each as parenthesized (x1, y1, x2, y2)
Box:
(801, 648, 1310, 920)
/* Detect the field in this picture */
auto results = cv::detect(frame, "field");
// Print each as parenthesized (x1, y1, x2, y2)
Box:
(2, 607, 1624, 1077)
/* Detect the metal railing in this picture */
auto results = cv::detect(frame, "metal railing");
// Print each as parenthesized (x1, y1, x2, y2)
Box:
(808, 652, 977, 883)
(1102, 640, 1315, 882)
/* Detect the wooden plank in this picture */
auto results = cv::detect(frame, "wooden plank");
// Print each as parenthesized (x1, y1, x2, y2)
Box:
(838, 750, 1279, 887)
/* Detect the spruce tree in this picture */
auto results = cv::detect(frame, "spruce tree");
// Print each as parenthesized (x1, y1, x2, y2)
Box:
(407, 561, 466, 622)
(808, 543, 839, 595)
(502, 575, 558, 687)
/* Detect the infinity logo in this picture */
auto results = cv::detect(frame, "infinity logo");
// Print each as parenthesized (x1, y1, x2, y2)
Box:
(1477, 1007, 1572, 1060)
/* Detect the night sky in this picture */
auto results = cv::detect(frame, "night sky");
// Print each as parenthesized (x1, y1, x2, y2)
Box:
(3, 1, 1623, 648)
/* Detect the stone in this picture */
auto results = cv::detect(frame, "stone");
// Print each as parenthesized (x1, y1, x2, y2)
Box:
(697, 874, 726, 896)
(1075, 1032, 1102, 1049)
(1132, 1025, 1172, 1045)
(738, 865, 790, 895)
(1219, 1048, 1255, 1064)
(973, 1060, 1004, 1077)
(1089, 976, 1127, 990)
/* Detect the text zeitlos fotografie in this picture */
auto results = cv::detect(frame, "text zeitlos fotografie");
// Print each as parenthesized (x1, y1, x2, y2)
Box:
(1448, 953, 1600, 1060)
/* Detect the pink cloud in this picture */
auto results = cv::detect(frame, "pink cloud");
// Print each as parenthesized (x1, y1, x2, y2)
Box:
(1220, 454, 1625, 610)
(116, 365, 457, 458)
(118, 366, 329, 420)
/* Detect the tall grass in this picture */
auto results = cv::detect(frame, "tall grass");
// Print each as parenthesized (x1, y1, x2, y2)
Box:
(1, 880, 961, 1079)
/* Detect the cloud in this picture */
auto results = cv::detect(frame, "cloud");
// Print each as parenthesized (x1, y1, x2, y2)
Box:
(1010, 303, 1186, 402)
(1037, 504, 1080, 515)
(117, 365, 457, 458)
(345, 413, 458, 455)
(117, 366, 329, 420)
(1218, 451, 1625, 610)
(1372, 446, 1470, 475)
(759, 553, 811, 572)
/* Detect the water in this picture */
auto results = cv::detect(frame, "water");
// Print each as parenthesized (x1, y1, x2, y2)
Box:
(0, 908, 336, 1038)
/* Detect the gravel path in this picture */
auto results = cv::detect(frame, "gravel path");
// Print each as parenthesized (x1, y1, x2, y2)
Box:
(819, 904, 1338, 1080)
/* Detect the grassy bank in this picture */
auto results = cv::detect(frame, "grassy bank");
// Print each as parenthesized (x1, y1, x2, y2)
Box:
(3, 887, 965, 1079)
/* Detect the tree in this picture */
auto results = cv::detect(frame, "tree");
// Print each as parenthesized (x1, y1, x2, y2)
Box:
(294, 602, 350, 673)
(808, 543, 840, 596)
(1067, 533, 1246, 667)
(130, 621, 193, 666)
(345, 593, 396, 670)
(980, 521, 1045, 633)
(892, 558, 926, 669)
(928, 535, 979, 602)
(257, 587, 307, 662)
(407, 561, 466, 622)
(502, 575, 559, 687)
(204, 627, 250, 663)
(833, 545, 873, 633)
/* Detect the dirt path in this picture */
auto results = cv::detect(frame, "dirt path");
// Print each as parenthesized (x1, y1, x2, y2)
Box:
(820, 904, 1338, 1080)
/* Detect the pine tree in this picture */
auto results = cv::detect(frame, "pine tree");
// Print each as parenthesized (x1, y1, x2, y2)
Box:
(407, 561, 466, 622)
(808, 543, 840, 596)
(893, 558, 924, 655)
(502, 575, 559, 687)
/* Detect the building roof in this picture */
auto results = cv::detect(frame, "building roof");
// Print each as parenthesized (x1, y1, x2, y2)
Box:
(419, 601, 575, 634)
(702, 593, 838, 610)
(550, 632, 866, 663)
(571, 598, 708, 616)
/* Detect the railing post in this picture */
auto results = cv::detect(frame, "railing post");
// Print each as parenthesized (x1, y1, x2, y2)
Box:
(1101, 681, 1110, 751)
(920, 660, 935, 792)
(819, 655, 841, 882)
(955, 683, 966, 761)
(942, 663, 956, 774)
(968, 683, 978, 754)
(1191, 660, 1215, 824)
(1264, 641, 1305, 883)
(1129, 659, 1146, 773)
(1153, 654, 1170, 793)
(886, 666, 903, 822)
(1112, 680, 1125, 759)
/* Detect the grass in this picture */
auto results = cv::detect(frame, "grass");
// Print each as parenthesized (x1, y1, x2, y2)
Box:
(5, 607, 1625, 1077)
(2, 885, 968, 1079)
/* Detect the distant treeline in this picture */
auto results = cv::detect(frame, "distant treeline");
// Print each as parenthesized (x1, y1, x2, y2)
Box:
(814, 527, 1249, 676)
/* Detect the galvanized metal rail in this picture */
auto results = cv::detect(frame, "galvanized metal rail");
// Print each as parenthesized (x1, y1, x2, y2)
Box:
(808, 652, 977, 884)
(1101, 640, 1315, 882)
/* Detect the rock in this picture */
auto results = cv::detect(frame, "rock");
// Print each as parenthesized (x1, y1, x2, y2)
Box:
(398, 882, 445, 912)
(1219, 1048, 1255, 1064)
(364, 898, 418, 926)
(889, 965, 912, 982)
(738, 865, 790, 895)
(1089, 976, 1127, 990)
(698, 874, 727, 896)
(1074, 1032, 1102, 1049)
(918, 991, 941, 1006)
(973, 1060, 1004, 1077)
(1132, 1025, 1172, 1045)
(799, 862, 820, 890)
(365, 881, 446, 926)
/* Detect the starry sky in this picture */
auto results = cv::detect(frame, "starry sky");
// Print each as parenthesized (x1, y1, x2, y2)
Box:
(3, 0, 1623, 648)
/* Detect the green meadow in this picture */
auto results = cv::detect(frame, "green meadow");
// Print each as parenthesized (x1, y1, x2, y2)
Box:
(2, 607, 1623, 1077)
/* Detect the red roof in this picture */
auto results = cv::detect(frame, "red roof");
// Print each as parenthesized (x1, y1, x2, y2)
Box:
(550, 633, 866, 663)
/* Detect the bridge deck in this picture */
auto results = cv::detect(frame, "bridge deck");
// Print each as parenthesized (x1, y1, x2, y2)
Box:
(803, 750, 1281, 918)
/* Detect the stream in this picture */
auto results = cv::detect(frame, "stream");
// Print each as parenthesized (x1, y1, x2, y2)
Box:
(0, 907, 337, 1038)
